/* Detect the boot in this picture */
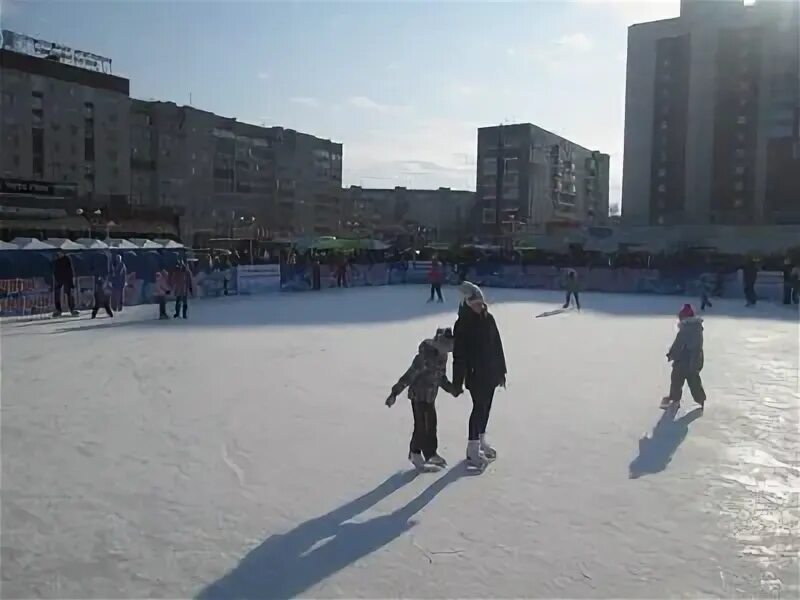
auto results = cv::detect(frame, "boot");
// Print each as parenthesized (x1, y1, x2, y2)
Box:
(660, 397, 679, 409)
(479, 434, 497, 460)
(408, 451, 425, 471)
(466, 440, 488, 469)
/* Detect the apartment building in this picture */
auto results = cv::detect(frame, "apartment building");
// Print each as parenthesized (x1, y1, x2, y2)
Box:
(475, 124, 610, 236)
(622, 0, 800, 226)
(0, 30, 130, 204)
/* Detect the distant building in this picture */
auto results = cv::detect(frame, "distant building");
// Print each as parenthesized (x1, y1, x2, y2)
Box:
(344, 186, 474, 242)
(622, 0, 800, 226)
(0, 30, 131, 205)
(130, 100, 343, 244)
(475, 124, 610, 236)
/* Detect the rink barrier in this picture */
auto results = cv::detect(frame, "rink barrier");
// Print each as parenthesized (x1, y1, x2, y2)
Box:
(278, 262, 786, 300)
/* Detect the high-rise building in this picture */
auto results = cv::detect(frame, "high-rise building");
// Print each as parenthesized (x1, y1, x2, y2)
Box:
(474, 124, 610, 236)
(622, 0, 800, 226)
(130, 100, 343, 243)
(0, 30, 131, 204)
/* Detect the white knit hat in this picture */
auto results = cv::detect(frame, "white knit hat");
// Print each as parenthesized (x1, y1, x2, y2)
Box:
(459, 281, 485, 306)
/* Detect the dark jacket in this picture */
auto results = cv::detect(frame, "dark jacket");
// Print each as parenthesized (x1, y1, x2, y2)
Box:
(170, 267, 194, 297)
(93, 275, 109, 300)
(391, 339, 457, 404)
(53, 255, 74, 285)
(453, 302, 507, 391)
(667, 317, 704, 376)
(110, 257, 127, 288)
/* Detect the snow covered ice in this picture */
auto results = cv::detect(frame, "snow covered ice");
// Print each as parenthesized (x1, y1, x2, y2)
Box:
(1, 287, 798, 598)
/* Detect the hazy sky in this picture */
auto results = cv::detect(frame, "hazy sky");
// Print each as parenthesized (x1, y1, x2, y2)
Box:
(2, 0, 682, 206)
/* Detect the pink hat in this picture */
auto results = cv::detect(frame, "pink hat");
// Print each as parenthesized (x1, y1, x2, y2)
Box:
(678, 303, 695, 319)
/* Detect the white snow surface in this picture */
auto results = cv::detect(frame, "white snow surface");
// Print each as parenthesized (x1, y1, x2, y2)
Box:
(1, 287, 798, 599)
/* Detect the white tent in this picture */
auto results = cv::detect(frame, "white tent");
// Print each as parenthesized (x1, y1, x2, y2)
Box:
(76, 238, 109, 249)
(129, 238, 163, 249)
(47, 238, 86, 251)
(154, 239, 184, 249)
(106, 238, 139, 249)
(12, 237, 55, 250)
(0, 240, 18, 250)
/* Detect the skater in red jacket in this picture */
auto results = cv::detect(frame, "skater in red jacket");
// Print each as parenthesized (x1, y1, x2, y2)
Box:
(427, 257, 444, 303)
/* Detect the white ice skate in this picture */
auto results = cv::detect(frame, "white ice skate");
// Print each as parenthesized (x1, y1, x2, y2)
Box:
(427, 453, 447, 468)
(660, 397, 679, 409)
(479, 434, 497, 461)
(466, 440, 489, 470)
(408, 451, 425, 471)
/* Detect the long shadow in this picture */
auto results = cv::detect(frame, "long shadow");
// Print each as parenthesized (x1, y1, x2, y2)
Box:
(197, 465, 467, 600)
(629, 405, 704, 479)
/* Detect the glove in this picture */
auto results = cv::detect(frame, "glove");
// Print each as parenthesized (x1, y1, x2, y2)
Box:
(385, 394, 396, 407)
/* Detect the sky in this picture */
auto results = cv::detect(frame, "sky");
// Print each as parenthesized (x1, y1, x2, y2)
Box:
(1, 0, 683, 208)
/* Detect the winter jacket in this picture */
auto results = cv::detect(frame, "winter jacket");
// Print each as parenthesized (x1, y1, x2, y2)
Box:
(453, 302, 507, 391)
(110, 258, 127, 289)
(53, 255, 74, 285)
(391, 339, 457, 404)
(154, 271, 171, 297)
(170, 268, 194, 297)
(428, 261, 444, 284)
(93, 275, 109, 300)
(667, 317, 704, 376)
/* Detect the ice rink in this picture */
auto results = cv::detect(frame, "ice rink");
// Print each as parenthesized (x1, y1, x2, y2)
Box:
(1, 286, 798, 598)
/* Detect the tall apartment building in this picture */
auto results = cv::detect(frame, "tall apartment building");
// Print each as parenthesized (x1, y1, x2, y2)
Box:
(130, 100, 343, 243)
(475, 124, 610, 236)
(345, 186, 475, 242)
(0, 30, 131, 203)
(622, 0, 800, 226)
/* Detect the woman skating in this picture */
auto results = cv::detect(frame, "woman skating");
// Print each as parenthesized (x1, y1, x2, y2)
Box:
(453, 281, 507, 469)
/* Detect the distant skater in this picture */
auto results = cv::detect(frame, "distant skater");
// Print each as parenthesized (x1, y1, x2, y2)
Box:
(661, 304, 706, 409)
(154, 269, 171, 320)
(563, 269, 581, 310)
(699, 272, 714, 311)
(91, 274, 113, 319)
(428, 257, 444, 303)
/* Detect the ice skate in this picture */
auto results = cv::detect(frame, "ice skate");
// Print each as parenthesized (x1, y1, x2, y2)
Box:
(408, 451, 425, 471)
(465, 440, 489, 470)
(427, 453, 447, 468)
(51, 311, 62, 317)
(660, 397, 679, 409)
(69, 310, 80, 317)
(479, 434, 497, 461)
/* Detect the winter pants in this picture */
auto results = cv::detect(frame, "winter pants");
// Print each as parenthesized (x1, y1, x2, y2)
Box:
(744, 283, 757, 305)
(53, 282, 75, 314)
(468, 386, 495, 441)
(701, 292, 713, 310)
(337, 269, 348, 288)
(784, 283, 794, 305)
(91, 292, 113, 318)
(174, 295, 188, 318)
(563, 291, 580, 310)
(410, 401, 438, 460)
(157, 297, 168, 318)
(111, 287, 124, 311)
(429, 283, 443, 302)
(668, 368, 706, 404)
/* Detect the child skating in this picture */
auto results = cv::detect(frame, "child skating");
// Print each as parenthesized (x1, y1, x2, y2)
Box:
(386, 327, 460, 471)
(661, 303, 706, 409)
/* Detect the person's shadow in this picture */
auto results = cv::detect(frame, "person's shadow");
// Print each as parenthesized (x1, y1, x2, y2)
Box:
(197, 465, 468, 600)
(629, 404, 704, 479)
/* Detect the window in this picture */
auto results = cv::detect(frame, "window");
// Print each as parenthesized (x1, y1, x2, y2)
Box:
(658, 167, 667, 177)
(734, 181, 744, 191)
(658, 183, 666, 193)
(32, 111, 43, 126)
(1, 92, 14, 106)
(84, 102, 94, 117)
(735, 166, 745, 175)
(32, 91, 43, 110)
(737, 116, 747, 125)
(482, 208, 496, 224)
(735, 148, 746, 158)
(734, 198, 744, 208)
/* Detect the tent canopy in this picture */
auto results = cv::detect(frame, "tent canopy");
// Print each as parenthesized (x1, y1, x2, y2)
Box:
(12, 237, 55, 250)
(76, 238, 109, 249)
(106, 238, 139, 249)
(154, 239, 184, 249)
(129, 238, 163, 249)
(47, 238, 86, 251)
(0, 240, 19, 250)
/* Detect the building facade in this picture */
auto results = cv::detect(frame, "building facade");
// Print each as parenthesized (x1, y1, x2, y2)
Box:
(345, 186, 475, 242)
(130, 100, 343, 243)
(474, 124, 610, 236)
(622, 0, 800, 226)
(1, 31, 131, 205)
